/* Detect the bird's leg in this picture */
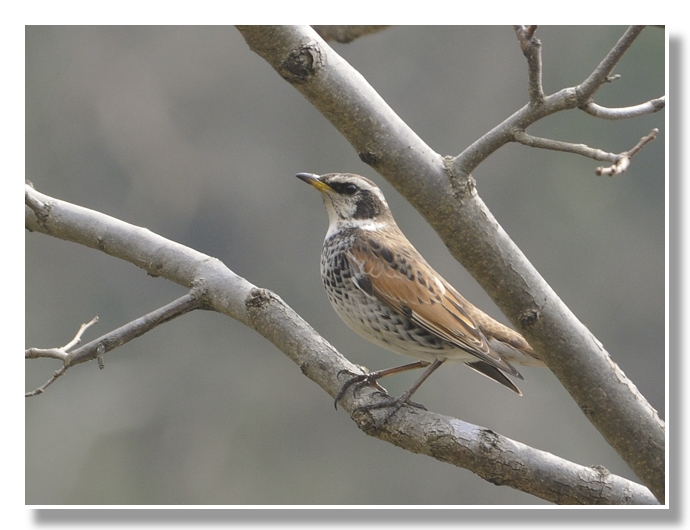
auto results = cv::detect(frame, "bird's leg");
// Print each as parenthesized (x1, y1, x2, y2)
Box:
(334, 361, 430, 409)
(357, 359, 445, 422)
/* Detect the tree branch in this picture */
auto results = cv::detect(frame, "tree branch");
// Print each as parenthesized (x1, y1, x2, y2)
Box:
(454, 26, 652, 176)
(514, 127, 658, 176)
(235, 25, 665, 503)
(311, 25, 390, 43)
(25, 316, 99, 396)
(581, 96, 665, 120)
(514, 25, 545, 105)
(26, 292, 205, 397)
(576, 26, 647, 101)
(25, 184, 658, 505)
(595, 128, 659, 176)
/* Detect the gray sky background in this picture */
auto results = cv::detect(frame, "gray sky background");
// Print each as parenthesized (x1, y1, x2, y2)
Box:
(26, 26, 665, 505)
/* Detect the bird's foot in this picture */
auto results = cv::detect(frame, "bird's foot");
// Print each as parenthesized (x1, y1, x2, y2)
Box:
(334, 369, 388, 410)
(355, 394, 427, 424)
(335, 368, 428, 424)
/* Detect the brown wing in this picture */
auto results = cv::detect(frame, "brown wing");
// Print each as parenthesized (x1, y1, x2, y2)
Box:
(349, 233, 522, 379)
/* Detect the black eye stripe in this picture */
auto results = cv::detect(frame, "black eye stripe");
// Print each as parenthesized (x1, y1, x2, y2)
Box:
(329, 181, 360, 195)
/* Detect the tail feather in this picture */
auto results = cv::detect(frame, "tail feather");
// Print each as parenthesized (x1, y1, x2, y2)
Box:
(465, 361, 522, 395)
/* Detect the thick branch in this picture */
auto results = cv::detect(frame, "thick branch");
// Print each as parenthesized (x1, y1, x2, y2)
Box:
(236, 25, 665, 502)
(25, 184, 657, 505)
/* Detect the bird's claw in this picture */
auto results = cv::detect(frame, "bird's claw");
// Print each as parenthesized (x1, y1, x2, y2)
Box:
(334, 370, 387, 410)
(333, 368, 427, 424)
(354, 396, 428, 424)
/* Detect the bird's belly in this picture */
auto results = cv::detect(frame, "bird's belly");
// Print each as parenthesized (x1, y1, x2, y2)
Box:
(320, 238, 477, 363)
(323, 277, 474, 363)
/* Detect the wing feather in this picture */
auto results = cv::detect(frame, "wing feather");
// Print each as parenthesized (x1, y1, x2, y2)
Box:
(350, 233, 523, 378)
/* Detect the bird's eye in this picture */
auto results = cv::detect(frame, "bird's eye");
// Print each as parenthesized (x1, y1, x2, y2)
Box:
(344, 184, 358, 195)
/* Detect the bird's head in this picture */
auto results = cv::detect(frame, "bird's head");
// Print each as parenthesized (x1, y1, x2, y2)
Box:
(296, 173, 394, 234)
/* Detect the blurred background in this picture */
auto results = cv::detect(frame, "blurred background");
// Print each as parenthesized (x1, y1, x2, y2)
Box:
(25, 26, 665, 505)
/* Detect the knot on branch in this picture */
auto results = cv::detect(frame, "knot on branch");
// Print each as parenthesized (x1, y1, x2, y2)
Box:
(246, 287, 275, 312)
(358, 151, 381, 167)
(478, 428, 500, 453)
(519, 307, 542, 328)
(279, 43, 323, 83)
(449, 173, 476, 200)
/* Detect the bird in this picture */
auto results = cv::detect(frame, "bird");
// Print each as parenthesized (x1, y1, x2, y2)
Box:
(296, 172, 544, 417)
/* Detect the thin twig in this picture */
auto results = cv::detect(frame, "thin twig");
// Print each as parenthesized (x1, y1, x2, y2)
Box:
(453, 26, 650, 176)
(26, 292, 205, 397)
(513, 131, 619, 162)
(25, 316, 99, 362)
(63, 316, 100, 350)
(596, 157, 630, 177)
(515, 127, 658, 176)
(25, 316, 99, 396)
(25, 365, 68, 397)
(514, 25, 544, 105)
(596, 128, 658, 176)
(577, 26, 646, 101)
(581, 96, 665, 120)
(625, 128, 659, 157)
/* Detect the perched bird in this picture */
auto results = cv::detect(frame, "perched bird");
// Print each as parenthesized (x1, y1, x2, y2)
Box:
(296, 172, 543, 416)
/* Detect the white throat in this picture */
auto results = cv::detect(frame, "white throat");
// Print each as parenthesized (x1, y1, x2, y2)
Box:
(325, 218, 390, 239)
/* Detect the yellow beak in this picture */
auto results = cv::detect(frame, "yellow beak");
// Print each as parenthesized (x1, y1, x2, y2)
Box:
(296, 173, 332, 193)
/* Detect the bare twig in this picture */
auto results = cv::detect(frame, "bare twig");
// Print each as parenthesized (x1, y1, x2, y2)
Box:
(514, 25, 544, 105)
(514, 131, 619, 162)
(25, 316, 99, 362)
(577, 26, 647, 101)
(597, 157, 631, 177)
(626, 128, 660, 157)
(25, 316, 99, 396)
(514, 127, 658, 176)
(25, 364, 68, 397)
(64, 316, 99, 350)
(581, 96, 665, 120)
(596, 128, 659, 176)
(511, 26, 660, 176)
(25, 184, 658, 504)
(453, 26, 650, 176)
(26, 291, 205, 397)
